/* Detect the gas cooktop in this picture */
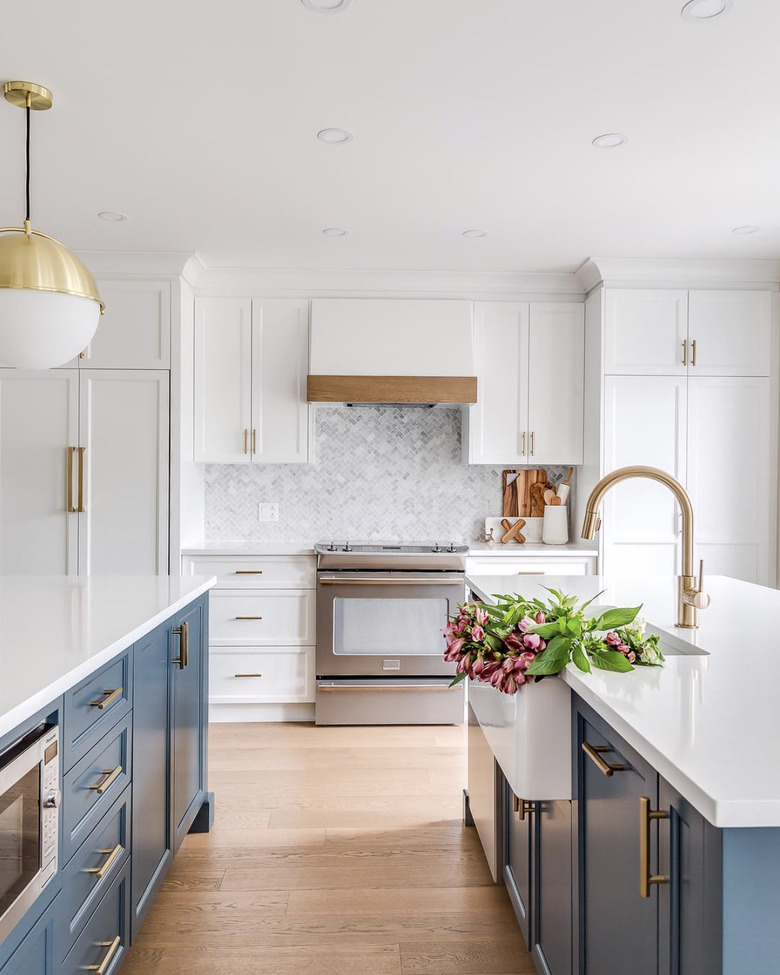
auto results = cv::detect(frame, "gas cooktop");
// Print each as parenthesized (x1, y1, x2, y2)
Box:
(314, 541, 468, 572)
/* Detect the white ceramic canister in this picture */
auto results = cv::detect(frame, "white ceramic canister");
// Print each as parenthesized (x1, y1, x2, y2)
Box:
(542, 505, 569, 545)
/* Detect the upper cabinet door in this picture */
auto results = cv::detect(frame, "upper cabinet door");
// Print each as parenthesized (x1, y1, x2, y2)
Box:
(605, 290, 688, 375)
(687, 290, 772, 376)
(194, 298, 252, 463)
(527, 303, 585, 465)
(82, 281, 171, 369)
(78, 370, 170, 574)
(251, 300, 311, 464)
(466, 302, 529, 464)
(0, 370, 79, 573)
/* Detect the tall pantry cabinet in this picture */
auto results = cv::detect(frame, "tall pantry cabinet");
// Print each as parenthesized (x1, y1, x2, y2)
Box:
(0, 281, 171, 574)
(601, 288, 775, 585)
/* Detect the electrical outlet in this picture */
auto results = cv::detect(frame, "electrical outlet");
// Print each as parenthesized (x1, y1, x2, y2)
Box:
(258, 502, 279, 523)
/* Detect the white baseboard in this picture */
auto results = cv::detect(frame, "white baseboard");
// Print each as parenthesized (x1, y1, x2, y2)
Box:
(209, 702, 316, 723)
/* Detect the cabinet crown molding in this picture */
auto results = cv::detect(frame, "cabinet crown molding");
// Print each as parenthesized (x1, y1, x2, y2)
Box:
(577, 257, 780, 292)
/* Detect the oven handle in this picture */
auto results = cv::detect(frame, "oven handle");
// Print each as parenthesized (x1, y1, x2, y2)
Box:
(318, 578, 460, 586)
(318, 684, 457, 692)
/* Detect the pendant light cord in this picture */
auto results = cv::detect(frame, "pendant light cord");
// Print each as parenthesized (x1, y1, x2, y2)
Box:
(25, 105, 31, 223)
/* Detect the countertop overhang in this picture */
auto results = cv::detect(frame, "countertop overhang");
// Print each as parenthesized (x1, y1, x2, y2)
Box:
(466, 573, 780, 829)
(0, 575, 216, 739)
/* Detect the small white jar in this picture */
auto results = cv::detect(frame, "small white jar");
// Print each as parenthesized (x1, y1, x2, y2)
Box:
(542, 505, 569, 545)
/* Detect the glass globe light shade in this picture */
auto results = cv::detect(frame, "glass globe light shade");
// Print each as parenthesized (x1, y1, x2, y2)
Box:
(0, 228, 103, 369)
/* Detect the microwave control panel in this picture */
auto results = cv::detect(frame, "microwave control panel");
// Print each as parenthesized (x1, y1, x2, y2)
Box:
(41, 728, 59, 867)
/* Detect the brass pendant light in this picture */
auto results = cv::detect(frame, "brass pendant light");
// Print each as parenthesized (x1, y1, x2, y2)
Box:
(0, 81, 104, 369)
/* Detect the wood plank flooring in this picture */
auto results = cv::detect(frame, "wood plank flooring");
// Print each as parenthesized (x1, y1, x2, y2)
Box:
(124, 722, 534, 975)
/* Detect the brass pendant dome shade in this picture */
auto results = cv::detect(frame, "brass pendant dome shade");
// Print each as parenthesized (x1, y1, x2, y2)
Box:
(0, 81, 103, 369)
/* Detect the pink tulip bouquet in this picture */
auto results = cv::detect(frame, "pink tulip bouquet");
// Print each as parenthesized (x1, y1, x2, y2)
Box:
(443, 588, 664, 695)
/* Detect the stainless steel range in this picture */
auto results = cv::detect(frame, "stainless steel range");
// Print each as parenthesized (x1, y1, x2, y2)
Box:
(314, 541, 468, 725)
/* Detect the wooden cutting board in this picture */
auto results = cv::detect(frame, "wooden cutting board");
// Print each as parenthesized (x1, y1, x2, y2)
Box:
(503, 469, 548, 517)
(502, 470, 520, 517)
(530, 479, 554, 518)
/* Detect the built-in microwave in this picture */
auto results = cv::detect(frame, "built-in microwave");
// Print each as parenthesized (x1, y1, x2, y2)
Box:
(0, 723, 60, 947)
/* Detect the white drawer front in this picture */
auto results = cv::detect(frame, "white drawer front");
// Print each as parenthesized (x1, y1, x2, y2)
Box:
(182, 555, 316, 589)
(210, 590, 315, 646)
(210, 648, 315, 703)
(466, 557, 594, 576)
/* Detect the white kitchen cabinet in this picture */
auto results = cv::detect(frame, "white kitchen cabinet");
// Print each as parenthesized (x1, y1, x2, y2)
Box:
(0, 370, 80, 573)
(194, 297, 311, 464)
(78, 370, 170, 574)
(527, 303, 585, 465)
(466, 555, 596, 577)
(209, 590, 316, 647)
(209, 647, 315, 705)
(466, 302, 584, 465)
(687, 290, 772, 377)
(602, 377, 688, 579)
(686, 377, 770, 583)
(605, 290, 688, 376)
(81, 281, 172, 368)
(0, 369, 169, 575)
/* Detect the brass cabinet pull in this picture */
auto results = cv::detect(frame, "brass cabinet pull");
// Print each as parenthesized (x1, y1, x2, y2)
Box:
(521, 431, 527, 456)
(87, 844, 123, 880)
(234, 570, 263, 575)
(243, 429, 249, 454)
(682, 340, 688, 366)
(639, 796, 670, 898)
(77, 446, 86, 512)
(530, 431, 535, 456)
(252, 429, 257, 455)
(234, 672, 263, 678)
(581, 741, 627, 777)
(691, 339, 697, 367)
(67, 447, 77, 512)
(512, 795, 537, 821)
(89, 765, 122, 795)
(234, 615, 263, 620)
(172, 622, 189, 669)
(90, 687, 123, 710)
(86, 935, 121, 974)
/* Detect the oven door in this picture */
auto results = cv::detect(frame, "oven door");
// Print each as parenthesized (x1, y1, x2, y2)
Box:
(316, 572, 465, 678)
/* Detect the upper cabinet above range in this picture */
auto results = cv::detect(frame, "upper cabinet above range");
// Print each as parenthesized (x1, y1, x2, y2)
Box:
(465, 301, 585, 466)
(193, 297, 311, 464)
(605, 288, 773, 377)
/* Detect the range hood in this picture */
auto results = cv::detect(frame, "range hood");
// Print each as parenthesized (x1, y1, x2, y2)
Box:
(307, 298, 477, 405)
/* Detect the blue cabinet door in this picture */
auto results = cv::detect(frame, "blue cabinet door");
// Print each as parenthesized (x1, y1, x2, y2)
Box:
(172, 595, 209, 851)
(575, 704, 658, 975)
(503, 779, 534, 946)
(0, 893, 57, 975)
(533, 799, 572, 975)
(131, 621, 173, 938)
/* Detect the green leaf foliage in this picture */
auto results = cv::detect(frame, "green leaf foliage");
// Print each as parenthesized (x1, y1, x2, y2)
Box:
(525, 635, 572, 675)
(590, 650, 634, 673)
(594, 606, 642, 631)
(572, 643, 591, 673)
(448, 671, 468, 687)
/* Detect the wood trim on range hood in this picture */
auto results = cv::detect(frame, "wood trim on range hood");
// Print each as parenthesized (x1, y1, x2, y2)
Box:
(306, 375, 478, 405)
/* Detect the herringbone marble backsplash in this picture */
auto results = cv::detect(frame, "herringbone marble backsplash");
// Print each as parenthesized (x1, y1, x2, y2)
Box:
(205, 406, 573, 542)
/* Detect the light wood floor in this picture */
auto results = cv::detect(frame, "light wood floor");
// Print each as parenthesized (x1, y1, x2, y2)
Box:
(124, 722, 535, 975)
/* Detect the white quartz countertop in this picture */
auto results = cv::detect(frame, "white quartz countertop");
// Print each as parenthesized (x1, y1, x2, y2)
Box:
(0, 575, 216, 739)
(181, 541, 315, 556)
(467, 541, 598, 557)
(465, 572, 780, 829)
(182, 541, 598, 558)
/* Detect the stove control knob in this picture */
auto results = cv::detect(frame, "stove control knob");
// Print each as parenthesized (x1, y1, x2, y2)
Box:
(343, 542, 352, 552)
(328, 542, 336, 552)
(44, 790, 61, 809)
(448, 542, 456, 553)
(432, 542, 440, 553)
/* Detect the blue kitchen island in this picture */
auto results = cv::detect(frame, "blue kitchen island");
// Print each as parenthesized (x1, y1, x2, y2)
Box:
(0, 575, 215, 975)
(465, 573, 780, 975)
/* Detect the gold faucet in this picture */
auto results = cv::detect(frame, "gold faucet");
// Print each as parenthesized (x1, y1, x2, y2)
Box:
(581, 466, 710, 629)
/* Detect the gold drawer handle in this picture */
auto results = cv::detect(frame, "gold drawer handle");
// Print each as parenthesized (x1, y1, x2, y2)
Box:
(234, 570, 263, 575)
(90, 687, 123, 710)
(89, 765, 122, 795)
(172, 622, 189, 670)
(87, 844, 123, 880)
(582, 741, 627, 777)
(512, 795, 537, 821)
(87, 935, 121, 974)
(234, 616, 263, 620)
(234, 672, 263, 678)
(639, 796, 669, 898)
(243, 428, 249, 454)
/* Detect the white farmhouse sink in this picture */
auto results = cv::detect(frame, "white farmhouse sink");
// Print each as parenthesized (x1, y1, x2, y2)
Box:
(468, 676, 573, 801)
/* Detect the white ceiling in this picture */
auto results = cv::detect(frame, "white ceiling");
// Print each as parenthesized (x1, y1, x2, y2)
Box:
(2, 0, 779, 273)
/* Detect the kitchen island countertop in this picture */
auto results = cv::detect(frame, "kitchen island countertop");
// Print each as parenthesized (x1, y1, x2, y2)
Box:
(465, 572, 780, 828)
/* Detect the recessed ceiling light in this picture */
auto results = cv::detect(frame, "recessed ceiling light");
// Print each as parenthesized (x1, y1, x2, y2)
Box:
(591, 133, 627, 148)
(462, 229, 488, 239)
(301, 0, 352, 12)
(732, 225, 760, 235)
(322, 227, 349, 237)
(681, 0, 732, 21)
(98, 210, 128, 222)
(317, 127, 353, 144)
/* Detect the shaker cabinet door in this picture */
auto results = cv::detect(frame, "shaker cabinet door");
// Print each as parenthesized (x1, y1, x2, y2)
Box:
(687, 290, 772, 377)
(604, 289, 688, 375)
(504, 781, 534, 945)
(81, 280, 171, 369)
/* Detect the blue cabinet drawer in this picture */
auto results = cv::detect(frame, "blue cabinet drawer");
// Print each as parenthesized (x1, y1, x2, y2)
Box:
(63, 652, 132, 771)
(57, 785, 131, 955)
(60, 861, 130, 975)
(0, 893, 58, 975)
(62, 716, 132, 864)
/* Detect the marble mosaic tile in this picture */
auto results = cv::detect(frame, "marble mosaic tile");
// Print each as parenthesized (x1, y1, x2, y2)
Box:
(205, 406, 573, 543)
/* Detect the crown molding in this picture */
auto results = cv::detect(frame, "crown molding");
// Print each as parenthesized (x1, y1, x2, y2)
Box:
(186, 262, 585, 299)
(75, 250, 196, 280)
(577, 257, 780, 292)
